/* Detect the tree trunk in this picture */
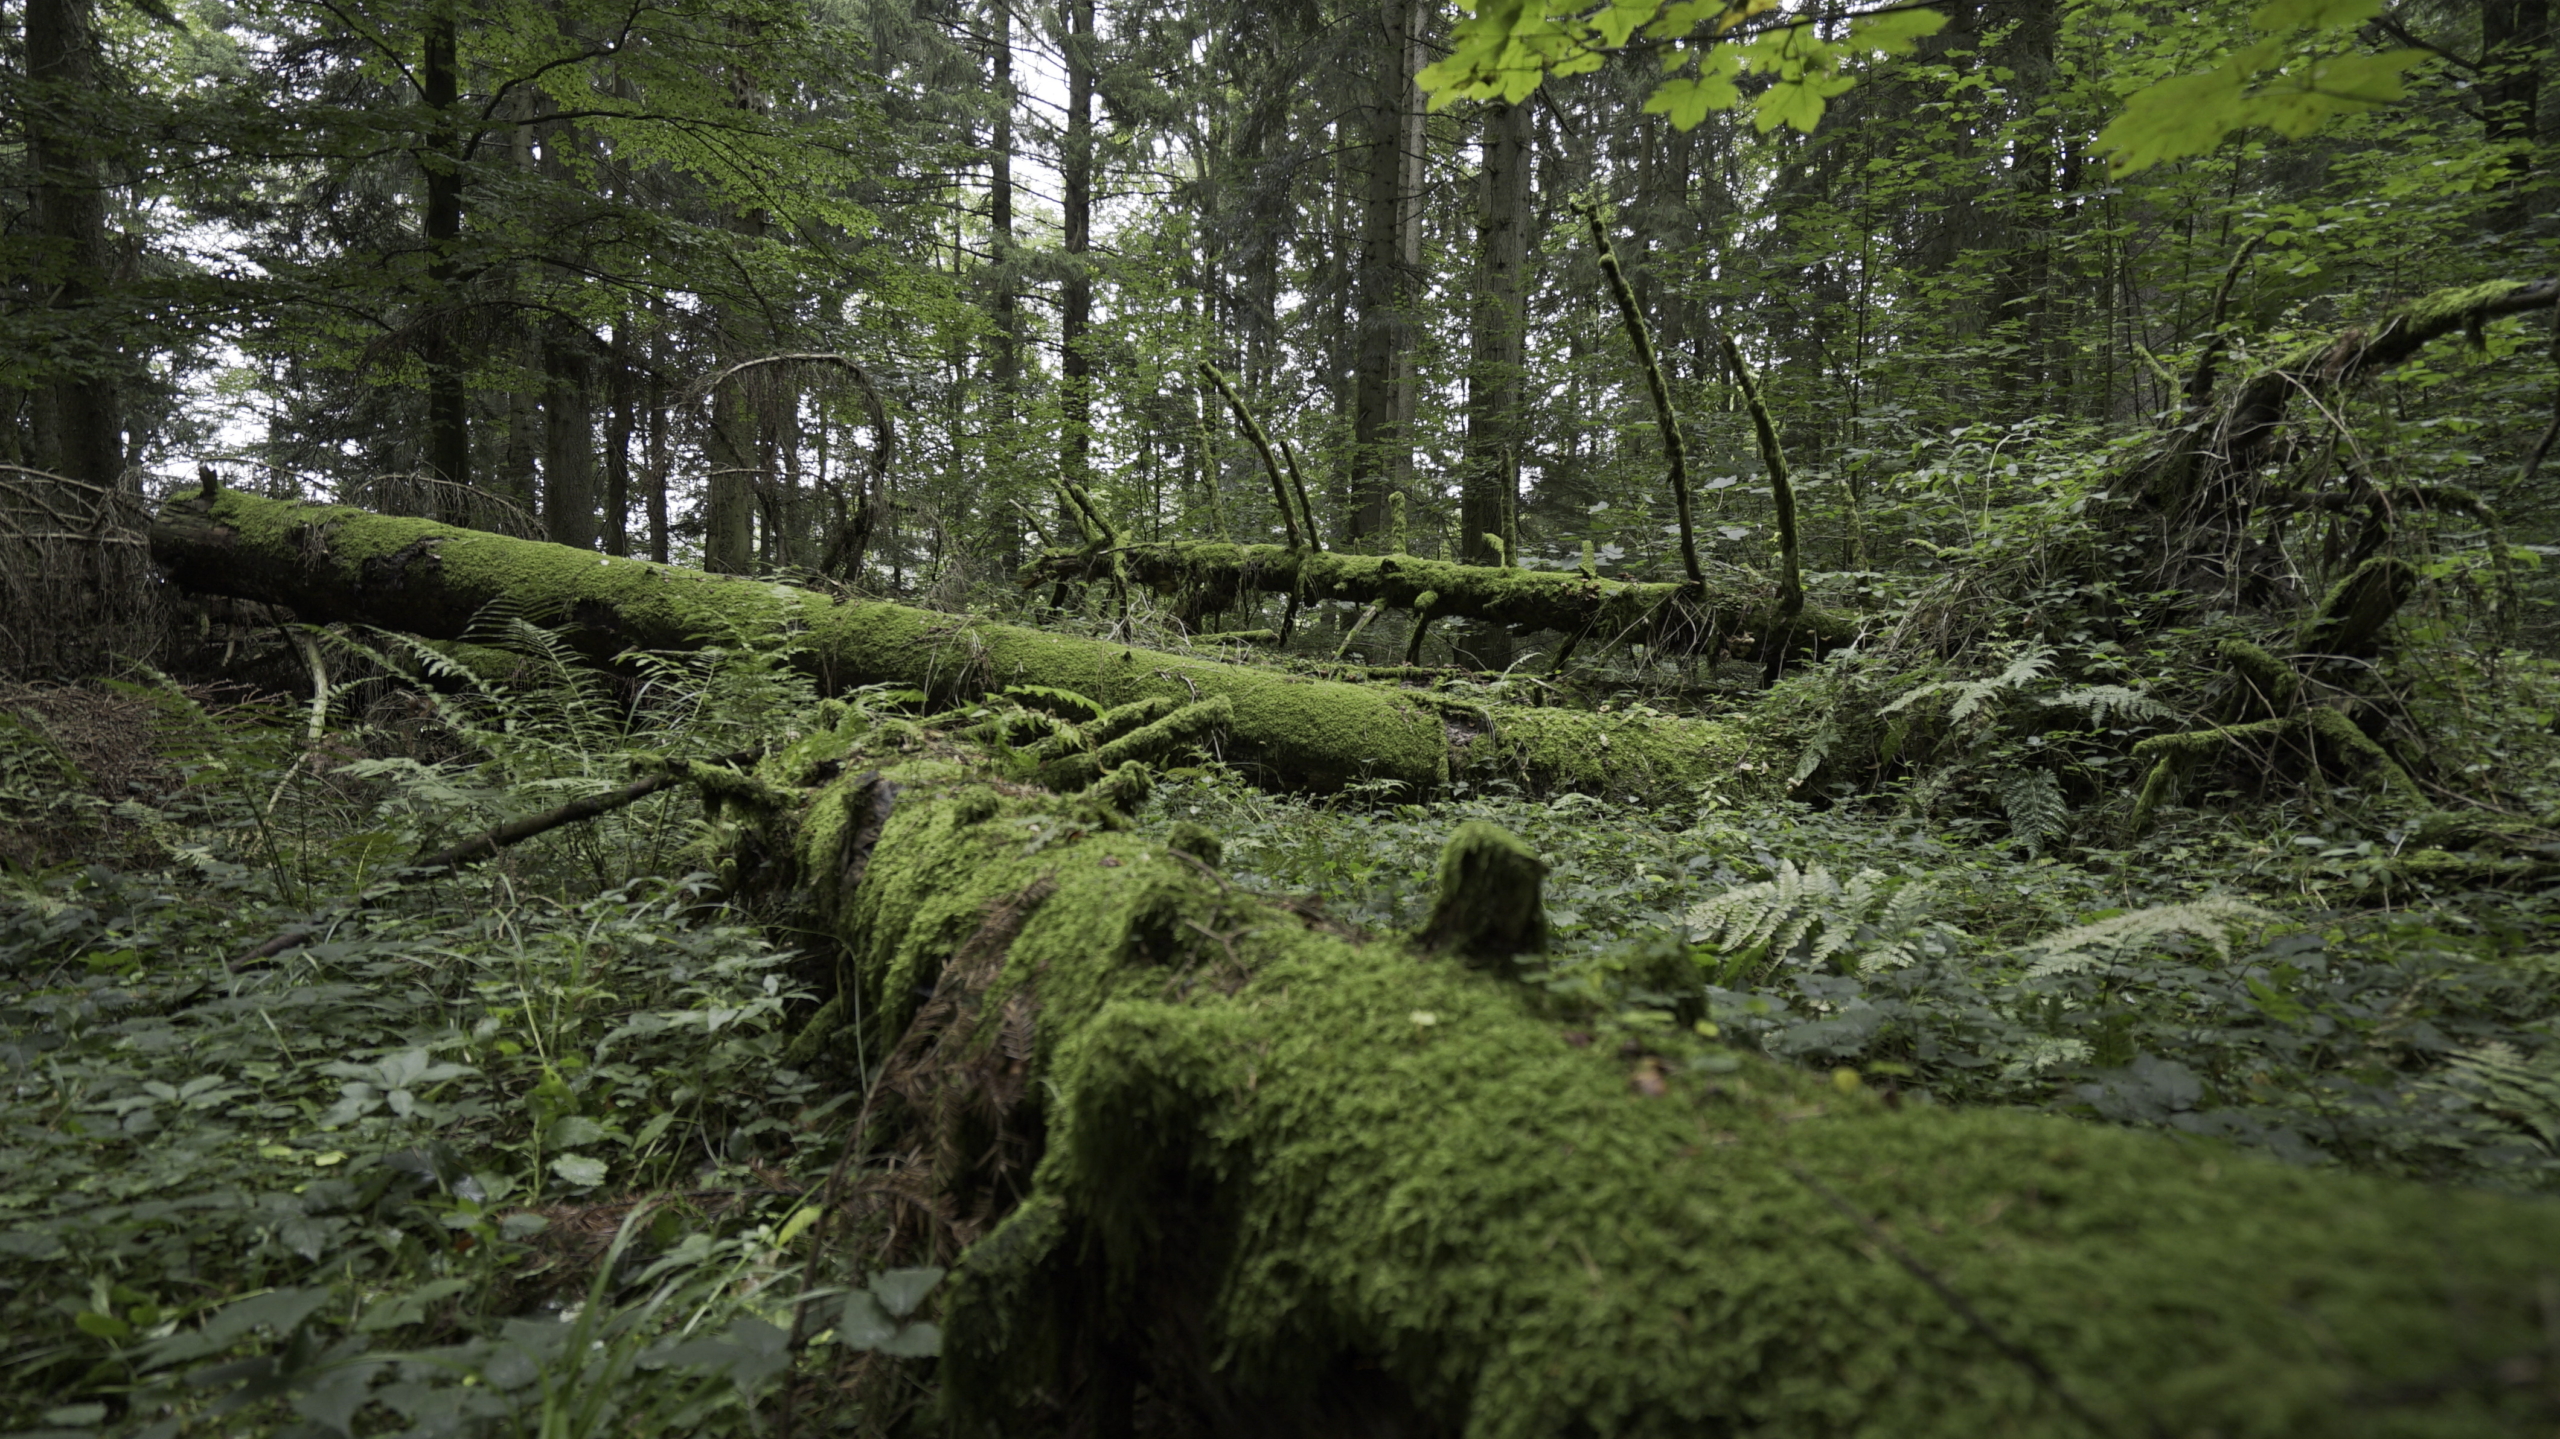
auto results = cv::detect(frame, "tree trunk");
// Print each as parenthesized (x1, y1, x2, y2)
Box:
(1059, 0, 1096, 498)
(150, 489, 1767, 801)
(542, 331, 596, 550)
(419, 6, 470, 503)
(706, 711, 2559, 1437)
(1019, 541, 1860, 658)
(25, 0, 121, 489)
(2482, 0, 2547, 228)
(1460, 94, 1534, 672)
(1346, 0, 1427, 545)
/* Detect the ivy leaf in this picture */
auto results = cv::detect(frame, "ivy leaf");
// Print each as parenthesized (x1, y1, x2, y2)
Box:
(871, 1266, 945, 1319)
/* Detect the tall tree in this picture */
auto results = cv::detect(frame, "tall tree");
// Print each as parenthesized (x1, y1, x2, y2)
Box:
(1346, 0, 1428, 545)
(23, 0, 120, 488)
(1059, 0, 1097, 496)
(1460, 99, 1533, 568)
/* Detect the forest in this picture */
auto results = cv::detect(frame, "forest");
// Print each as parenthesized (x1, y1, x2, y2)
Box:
(3, 0, 2560, 1429)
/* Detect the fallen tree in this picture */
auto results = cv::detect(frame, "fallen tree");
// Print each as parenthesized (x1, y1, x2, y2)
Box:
(707, 705, 2557, 1436)
(1019, 541, 1863, 662)
(148, 486, 1776, 802)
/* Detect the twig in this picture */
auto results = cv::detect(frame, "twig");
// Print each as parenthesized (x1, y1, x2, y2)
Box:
(1198, 362, 1302, 550)
(1786, 1162, 2147, 1439)
(1576, 201, 1703, 590)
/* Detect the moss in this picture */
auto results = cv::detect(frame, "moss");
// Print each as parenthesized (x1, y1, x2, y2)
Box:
(1022, 541, 1863, 655)
(2218, 637, 2299, 717)
(160, 491, 1787, 800)
(2301, 556, 2418, 657)
(783, 738, 2560, 1437)
(1416, 820, 1547, 969)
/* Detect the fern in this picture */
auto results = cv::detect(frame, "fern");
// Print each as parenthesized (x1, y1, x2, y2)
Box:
(2046, 683, 2172, 728)
(2019, 898, 2277, 978)
(1995, 766, 2069, 856)
(1878, 642, 2056, 726)
(1686, 860, 1959, 978)
(2430, 1042, 2560, 1153)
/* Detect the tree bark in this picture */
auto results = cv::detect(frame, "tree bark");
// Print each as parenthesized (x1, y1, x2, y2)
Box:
(25, 0, 121, 489)
(150, 489, 1768, 801)
(712, 714, 2560, 1437)
(1059, 0, 1096, 498)
(1346, 0, 1428, 545)
(1019, 541, 1860, 658)
(1461, 99, 1533, 573)
(542, 331, 596, 550)
(419, 5, 470, 501)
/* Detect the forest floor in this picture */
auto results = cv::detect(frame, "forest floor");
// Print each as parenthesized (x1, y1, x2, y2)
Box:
(3, 611, 2558, 1435)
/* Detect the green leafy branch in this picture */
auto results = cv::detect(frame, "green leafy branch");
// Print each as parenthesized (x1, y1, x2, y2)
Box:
(2096, 0, 2427, 174)
(1419, 0, 1945, 134)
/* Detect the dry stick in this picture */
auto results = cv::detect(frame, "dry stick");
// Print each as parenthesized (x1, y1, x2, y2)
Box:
(1198, 362, 1301, 550)
(228, 751, 759, 967)
(1279, 439, 1323, 552)
(1578, 203, 1703, 590)
(1786, 1163, 2145, 1439)
(1334, 600, 1386, 660)
(2184, 235, 2265, 403)
(686, 353, 896, 580)
(1714, 330, 1806, 681)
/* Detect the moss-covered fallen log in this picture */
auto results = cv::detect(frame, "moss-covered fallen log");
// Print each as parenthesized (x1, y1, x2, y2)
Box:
(1020, 540, 1864, 657)
(148, 487, 1770, 801)
(729, 710, 2559, 1437)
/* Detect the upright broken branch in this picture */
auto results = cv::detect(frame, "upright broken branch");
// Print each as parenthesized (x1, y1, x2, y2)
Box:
(1579, 202, 1703, 590)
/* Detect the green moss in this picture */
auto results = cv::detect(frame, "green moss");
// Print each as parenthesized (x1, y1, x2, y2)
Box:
(789, 746, 2560, 1436)
(2301, 556, 2418, 657)
(569, 702, 2558, 1436)
(1024, 541, 1863, 653)
(2218, 637, 2299, 717)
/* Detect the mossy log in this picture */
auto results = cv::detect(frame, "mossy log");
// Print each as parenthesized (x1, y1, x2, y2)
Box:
(1018, 541, 1863, 657)
(148, 488, 1768, 802)
(727, 711, 2558, 1437)
(2140, 278, 2559, 528)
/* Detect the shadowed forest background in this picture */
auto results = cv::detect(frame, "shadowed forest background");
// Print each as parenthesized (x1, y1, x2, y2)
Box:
(4, 0, 2560, 1431)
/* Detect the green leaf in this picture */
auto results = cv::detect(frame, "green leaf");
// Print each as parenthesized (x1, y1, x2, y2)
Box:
(550, 1154, 608, 1188)
(838, 1290, 898, 1350)
(876, 1321, 942, 1358)
(870, 1266, 945, 1319)
(75, 1310, 132, 1342)
(1642, 73, 1741, 130)
(2248, 0, 2381, 31)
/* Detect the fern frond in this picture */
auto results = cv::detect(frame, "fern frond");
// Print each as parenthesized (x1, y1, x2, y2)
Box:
(2047, 684, 2173, 728)
(1687, 861, 1954, 977)
(1996, 767, 2069, 856)
(2020, 898, 2278, 977)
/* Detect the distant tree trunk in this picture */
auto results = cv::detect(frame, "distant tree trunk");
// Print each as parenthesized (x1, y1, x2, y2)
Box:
(1059, 0, 1096, 500)
(2482, 0, 2547, 227)
(1346, 0, 1427, 545)
(419, 5, 470, 504)
(705, 334, 758, 572)
(605, 324, 633, 557)
(542, 332, 595, 550)
(25, 0, 120, 488)
(645, 346, 670, 564)
(988, 0, 1022, 567)
(1461, 99, 1532, 570)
